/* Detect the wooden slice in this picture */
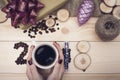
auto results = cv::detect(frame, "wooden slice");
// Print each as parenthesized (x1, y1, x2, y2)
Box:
(74, 54, 91, 72)
(57, 9, 69, 22)
(77, 41, 90, 53)
(113, 6, 120, 19)
(45, 18, 55, 28)
(100, 2, 113, 13)
(104, 0, 116, 7)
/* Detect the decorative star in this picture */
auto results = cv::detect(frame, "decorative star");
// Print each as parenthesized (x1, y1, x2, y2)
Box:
(2, 0, 44, 27)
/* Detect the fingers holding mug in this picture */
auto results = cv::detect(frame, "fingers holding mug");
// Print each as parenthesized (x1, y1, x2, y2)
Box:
(52, 42, 64, 73)
(53, 41, 64, 61)
(27, 45, 35, 61)
(26, 45, 35, 80)
(26, 45, 35, 72)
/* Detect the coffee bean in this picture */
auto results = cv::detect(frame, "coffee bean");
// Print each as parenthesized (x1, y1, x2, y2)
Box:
(28, 30, 31, 33)
(14, 26, 20, 29)
(49, 15, 52, 18)
(23, 59, 27, 64)
(39, 31, 42, 34)
(45, 30, 49, 33)
(22, 15, 60, 38)
(14, 42, 29, 65)
(28, 33, 30, 36)
(55, 17, 58, 20)
(20, 54, 24, 58)
(23, 30, 27, 33)
(30, 36, 33, 38)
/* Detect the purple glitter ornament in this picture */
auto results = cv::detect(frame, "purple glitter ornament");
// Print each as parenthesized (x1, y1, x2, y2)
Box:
(77, 0, 95, 26)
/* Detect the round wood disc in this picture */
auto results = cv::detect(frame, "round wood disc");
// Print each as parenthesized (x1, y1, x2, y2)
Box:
(77, 41, 90, 53)
(74, 54, 91, 71)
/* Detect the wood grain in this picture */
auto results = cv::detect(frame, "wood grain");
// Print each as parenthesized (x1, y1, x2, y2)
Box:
(0, 41, 120, 74)
(0, 73, 120, 80)
(0, 17, 120, 79)
(0, 17, 120, 41)
(0, 0, 120, 79)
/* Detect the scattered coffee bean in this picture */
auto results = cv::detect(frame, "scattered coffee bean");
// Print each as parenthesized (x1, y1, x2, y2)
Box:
(45, 30, 49, 33)
(23, 30, 27, 33)
(39, 31, 42, 34)
(56, 23, 59, 26)
(49, 15, 52, 18)
(14, 26, 20, 29)
(28, 30, 31, 34)
(22, 15, 60, 38)
(57, 27, 59, 30)
(55, 17, 58, 20)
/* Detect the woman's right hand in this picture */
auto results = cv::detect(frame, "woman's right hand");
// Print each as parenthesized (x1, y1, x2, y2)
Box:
(47, 42, 65, 80)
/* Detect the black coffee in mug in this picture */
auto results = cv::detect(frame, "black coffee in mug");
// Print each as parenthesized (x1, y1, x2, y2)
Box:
(35, 45, 56, 66)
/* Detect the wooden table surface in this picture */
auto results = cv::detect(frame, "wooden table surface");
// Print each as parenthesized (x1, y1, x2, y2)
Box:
(0, 0, 120, 80)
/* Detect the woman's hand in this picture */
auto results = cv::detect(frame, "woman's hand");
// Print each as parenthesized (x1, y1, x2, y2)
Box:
(47, 42, 65, 80)
(26, 45, 43, 80)
(26, 42, 65, 80)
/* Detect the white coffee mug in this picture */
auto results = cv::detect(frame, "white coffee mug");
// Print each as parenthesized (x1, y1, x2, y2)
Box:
(32, 44, 58, 69)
